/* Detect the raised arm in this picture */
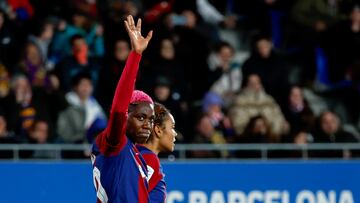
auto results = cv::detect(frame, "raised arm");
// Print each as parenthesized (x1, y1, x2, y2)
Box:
(106, 15, 153, 146)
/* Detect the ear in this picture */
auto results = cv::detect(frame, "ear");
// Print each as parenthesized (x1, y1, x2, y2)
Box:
(154, 125, 163, 138)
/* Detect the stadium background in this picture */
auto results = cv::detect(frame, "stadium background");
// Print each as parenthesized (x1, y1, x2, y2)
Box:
(1, 0, 360, 202)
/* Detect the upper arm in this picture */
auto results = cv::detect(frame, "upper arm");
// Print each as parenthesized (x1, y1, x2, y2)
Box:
(97, 112, 128, 155)
(105, 51, 141, 146)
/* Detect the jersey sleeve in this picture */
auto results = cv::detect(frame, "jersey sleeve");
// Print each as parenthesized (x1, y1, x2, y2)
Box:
(97, 51, 142, 155)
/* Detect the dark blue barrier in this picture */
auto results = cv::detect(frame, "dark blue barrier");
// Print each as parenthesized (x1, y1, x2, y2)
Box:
(0, 161, 359, 203)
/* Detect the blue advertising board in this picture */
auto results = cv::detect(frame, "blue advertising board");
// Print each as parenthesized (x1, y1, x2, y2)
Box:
(0, 160, 359, 203)
(163, 161, 360, 203)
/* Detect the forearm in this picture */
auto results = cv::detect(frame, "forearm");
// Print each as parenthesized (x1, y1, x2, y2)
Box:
(106, 51, 141, 144)
(111, 51, 141, 113)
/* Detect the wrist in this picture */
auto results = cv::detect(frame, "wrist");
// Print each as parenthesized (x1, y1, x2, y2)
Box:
(129, 51, 142, 60)
(132, 48, 143, 55)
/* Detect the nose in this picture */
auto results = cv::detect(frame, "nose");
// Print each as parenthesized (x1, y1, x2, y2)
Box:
(142, 119, 152, 129)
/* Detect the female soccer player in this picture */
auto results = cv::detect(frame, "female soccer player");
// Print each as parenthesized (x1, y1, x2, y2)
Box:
(137, 102, 177, 203)
(91, 15, 154, 203)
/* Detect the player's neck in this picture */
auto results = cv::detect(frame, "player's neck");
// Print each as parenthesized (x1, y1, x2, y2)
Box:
(144, 142, 160, 155)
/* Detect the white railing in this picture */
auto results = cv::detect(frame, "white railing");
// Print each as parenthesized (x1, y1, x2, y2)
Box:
(0, 143, 360, 160)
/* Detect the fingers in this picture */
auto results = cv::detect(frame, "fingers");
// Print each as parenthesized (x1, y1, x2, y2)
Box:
(136, 18, 142, 32)
(125, 15, 136, 32)
(127, 15, 135, 28)
(124, 20, 130, 33)
(145, 30, 153, 42)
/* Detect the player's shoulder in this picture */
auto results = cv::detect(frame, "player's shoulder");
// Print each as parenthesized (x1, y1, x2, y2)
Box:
(137, 145, 160, 168)
(136, 145, 154, 155)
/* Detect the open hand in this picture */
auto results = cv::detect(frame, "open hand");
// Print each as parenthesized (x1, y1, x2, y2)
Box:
(124, 15, 153, 55)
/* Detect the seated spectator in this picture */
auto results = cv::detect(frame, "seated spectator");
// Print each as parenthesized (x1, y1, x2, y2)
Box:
(57, 72, 106, 144)
(97, 39, 130, 112)
(242, 33, 290, 104)
(234, 115, 274, 158)
(55, 34, 101, 92)
(276, 129, 314, 159)
(202, 91, 234, 139)
(207, 41, 242, 107)
(51, 10, 104, 62)
(191, 114, 228, 158)
(282, 86, 316, 141)
(312, 111, 359, 158)
(0, 114, 17, 143)
(152, 76, 186, 142)
(23, 120, 55, 159)
(6, 74, 65, 140)
(140, 37, 188, 102)
(27, 19, 55, 70)
(16, 42, 50, 88)
(229, 74, 288, 141)
(238, 115, 275, 143)
(314, 111, 358, 143)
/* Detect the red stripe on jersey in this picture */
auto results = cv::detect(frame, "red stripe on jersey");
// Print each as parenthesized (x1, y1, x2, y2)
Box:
(142, 153, 163, 191)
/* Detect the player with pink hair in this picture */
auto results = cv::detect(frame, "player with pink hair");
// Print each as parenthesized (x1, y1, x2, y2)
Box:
(91, 15, 154, 203)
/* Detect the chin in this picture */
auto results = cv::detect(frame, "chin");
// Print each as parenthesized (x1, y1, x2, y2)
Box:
(136, 137, 149, 144)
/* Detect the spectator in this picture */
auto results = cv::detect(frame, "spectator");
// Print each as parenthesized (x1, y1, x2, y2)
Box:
(282, 86, 316, 140)
(0, 114, 17, 143)
(55, 34, 101, 92)
(238, 115, 275, 143)
(152, 76, 187, 142)
(321, 4, 360, 84)
(0, 114, 17, 158)
(202, 91, 234, 139)
(229, 74, 288, 141)
(28, 19, 55, 70)
(314, 111, 358, 143)
(25, 119, 55, 159)
(57, 72, 106, 144)
(196, 0, 238, 29)
(191, 113, 228, 158)
(16, 42, 50, 88)
(207, 41, 242, 107)
(312, 111, 359, 158)
(7, 0, 34, 21)
(6, 74, 64, 140)
(0, 64, 10, 100)
(140, 37, 188, 102)
(291, 0, 344, 33)
(51, 10, 104, 62)
(234, 115, 275, 158)
(0, 9, 18, 71)
(163, 9, 213, 102)
(242, 33, 290, 104)
(97, 39, 130, 112)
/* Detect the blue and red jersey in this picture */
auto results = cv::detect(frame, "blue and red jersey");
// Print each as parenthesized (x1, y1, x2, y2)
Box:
(91, 52, 149, 203)
(137, 145, 166, 203)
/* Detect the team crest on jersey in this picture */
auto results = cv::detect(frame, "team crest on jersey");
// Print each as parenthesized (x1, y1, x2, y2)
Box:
(138, 165, 147, 178)
(146, 165, 154, 182)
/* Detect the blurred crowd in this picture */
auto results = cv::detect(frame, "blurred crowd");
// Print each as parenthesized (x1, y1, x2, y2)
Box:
(0, 0, 360, 159)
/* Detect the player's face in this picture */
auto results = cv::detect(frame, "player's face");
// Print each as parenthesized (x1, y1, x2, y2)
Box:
(159, 114, 177, 152)
(127, 103, 155, 144)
